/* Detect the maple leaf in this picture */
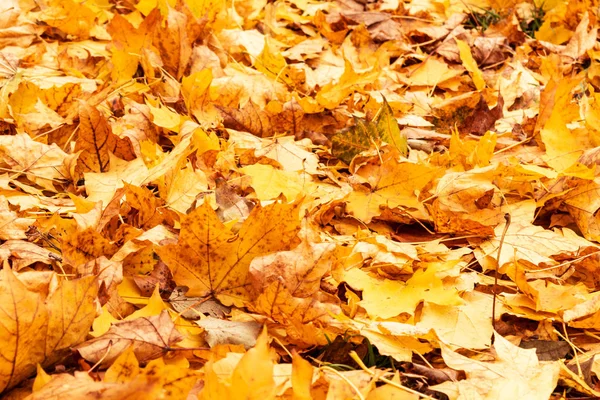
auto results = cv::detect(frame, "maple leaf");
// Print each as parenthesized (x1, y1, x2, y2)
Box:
(107, 11, 160, 84)
(345, 155, 438, 223)
(253, 279, 342, 346)
(0, 268, 48, 393)
(156, 200, 301, 306)
(0, 269, 98, 394)
(5, 0, 600, 397)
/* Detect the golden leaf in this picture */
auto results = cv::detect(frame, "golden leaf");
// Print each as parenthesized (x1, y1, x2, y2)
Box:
(0, 268, 48, 393)
(157, 200, 301, 306)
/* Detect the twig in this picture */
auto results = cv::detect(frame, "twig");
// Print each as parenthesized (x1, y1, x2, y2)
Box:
(492, 213, 511, 334)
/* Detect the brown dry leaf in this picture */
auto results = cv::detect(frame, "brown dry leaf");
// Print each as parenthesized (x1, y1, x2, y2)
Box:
(169, 287, 230, 319)
(0, 240, 55, 270)
(218, 99, 304, 138)
(561, 12, 597, 61)
(475, 201, 596, 272)
(253, 280, 341, 346)
(153, 7, 194, 80)
(133, 260, 175, 298)
(430, 165, 503, 235)
(197, 317, 262, 349)
(249, 241, 335, 298)
(460, 95, 503, 135)
(76, 310, 183, 366)
(27, 371, 158, 400)
(0, 133, 72, 191)
(122, 183, 176, 230)
(76, 103, 135, 173)
(0, 197, 36, 240)
(61, 227, 119, 270)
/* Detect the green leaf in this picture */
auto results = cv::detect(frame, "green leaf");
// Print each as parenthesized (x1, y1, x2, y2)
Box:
(331, 118, 378, 164)
(331, 99, 408, 164)
(375, 97, 408, 157)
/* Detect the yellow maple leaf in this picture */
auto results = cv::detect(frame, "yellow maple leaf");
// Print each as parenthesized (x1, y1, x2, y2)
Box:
(200, 327, 275, 400)
(345, 157, 439, 223)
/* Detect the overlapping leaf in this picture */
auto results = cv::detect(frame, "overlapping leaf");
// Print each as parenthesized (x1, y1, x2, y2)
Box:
(156, 200, 301, 306)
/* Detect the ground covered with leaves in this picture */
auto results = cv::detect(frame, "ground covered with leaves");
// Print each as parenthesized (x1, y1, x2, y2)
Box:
(2, 0, 600, 398)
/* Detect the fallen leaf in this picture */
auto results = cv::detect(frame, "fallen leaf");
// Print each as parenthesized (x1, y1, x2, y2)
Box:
(76, 103, 135, 173)
(197, 317, 261, 349)
(76, 310, 184, 365)
(0, 268, 48, 393)
(157, 200, 301, 306)
(432, 332, 560, 400)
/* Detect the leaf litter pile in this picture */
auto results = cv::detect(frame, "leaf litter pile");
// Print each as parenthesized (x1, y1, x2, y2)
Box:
(3, 0, 600, 398)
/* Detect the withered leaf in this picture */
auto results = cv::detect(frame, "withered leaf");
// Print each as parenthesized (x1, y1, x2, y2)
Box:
(76, 311, 183, 366)
(45, 275, 99, 364)
(152, 7, 193, 80)
(332, 99, 407, 164)
(197, 317, 261, 349)
(76, 103, 135, 173)
(156, 200, 301, 306)
(0, 268, 48, 393)
(460, 94, 504, 135)
(217, 99, 304, 138)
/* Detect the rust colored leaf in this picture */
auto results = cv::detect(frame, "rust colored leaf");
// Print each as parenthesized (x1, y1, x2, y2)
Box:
(218, 99, 304, 138)
(460, 94, 504, 135)
(61, 227, 119, 270)
(76, 103, 135, 173)
(153, 8, 193, 80)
